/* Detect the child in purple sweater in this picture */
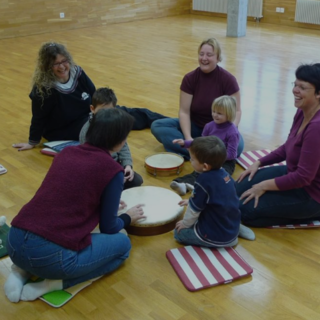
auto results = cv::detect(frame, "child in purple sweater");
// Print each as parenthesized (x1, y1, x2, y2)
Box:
(170, 95, 239, 196)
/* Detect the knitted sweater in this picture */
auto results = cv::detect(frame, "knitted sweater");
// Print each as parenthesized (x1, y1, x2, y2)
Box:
(11, 143, 123, 251)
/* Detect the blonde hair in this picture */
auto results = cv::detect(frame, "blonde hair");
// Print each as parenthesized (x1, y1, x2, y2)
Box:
(198, 38, 222, 62)
(31, 42, 75, 103)
(212, 96, 236, 122)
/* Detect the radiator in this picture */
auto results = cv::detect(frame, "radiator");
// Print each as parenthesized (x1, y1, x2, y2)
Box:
(295, 0, 320, 25)
(192, 0, 263, 18)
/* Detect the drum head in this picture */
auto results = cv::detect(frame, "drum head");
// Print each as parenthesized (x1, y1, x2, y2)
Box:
(119, 186, 184, 235)
(145, 153, 184, 177)
(145, 153, 184, 169)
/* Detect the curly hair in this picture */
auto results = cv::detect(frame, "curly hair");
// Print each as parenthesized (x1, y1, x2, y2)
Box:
(31, 42, 75, 103)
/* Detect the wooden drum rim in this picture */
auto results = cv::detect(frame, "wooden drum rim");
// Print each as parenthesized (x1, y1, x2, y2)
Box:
(119, 186, 184, 236)
(144, 152, 184, 177)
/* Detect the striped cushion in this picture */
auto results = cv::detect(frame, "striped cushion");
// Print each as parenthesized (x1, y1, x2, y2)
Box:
(268, 220, 320, 229)
(237, 149, 286, 170)
(166, 246, 253, 291)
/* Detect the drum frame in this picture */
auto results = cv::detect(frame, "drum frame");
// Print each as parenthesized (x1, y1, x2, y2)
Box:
(127, 211, 184, 236)
(144, 152, 184, 177)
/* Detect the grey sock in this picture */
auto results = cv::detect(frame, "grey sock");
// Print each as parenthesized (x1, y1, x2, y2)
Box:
(239, 224, 256, 241)
(170, 181, 187, 196)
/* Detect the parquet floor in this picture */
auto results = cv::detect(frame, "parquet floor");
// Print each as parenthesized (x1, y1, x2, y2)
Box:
(1, 14, 320, 320)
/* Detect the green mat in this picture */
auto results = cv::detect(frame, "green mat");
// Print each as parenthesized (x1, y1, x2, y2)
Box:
(26, 277, 93, 307)
(39, 280, 93, 307)
(0, 223, 10, 258)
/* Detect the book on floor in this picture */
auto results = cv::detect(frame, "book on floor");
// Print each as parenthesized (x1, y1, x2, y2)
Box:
(41, 140, 80, 157)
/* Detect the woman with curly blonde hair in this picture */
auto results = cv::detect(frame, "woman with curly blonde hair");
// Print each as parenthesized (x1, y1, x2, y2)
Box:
(13, 42, 95, 151)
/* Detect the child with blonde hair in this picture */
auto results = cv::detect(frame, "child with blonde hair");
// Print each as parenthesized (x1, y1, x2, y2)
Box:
(170, 95, 239, 195)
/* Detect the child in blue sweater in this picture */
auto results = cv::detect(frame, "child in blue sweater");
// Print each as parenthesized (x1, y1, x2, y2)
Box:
(174, 136, 254, 247)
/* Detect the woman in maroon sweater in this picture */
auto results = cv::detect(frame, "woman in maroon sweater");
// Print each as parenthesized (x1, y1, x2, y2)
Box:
(236, 63, 320, 227)
(5, 108, 145, 303)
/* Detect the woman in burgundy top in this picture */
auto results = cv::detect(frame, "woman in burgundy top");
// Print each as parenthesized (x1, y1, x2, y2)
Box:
(5, 109, 145, 303)
(151, 37, 243, 160)
(236, 63, 320, 227)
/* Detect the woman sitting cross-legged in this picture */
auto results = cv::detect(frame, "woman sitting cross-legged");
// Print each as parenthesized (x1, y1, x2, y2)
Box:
(4, 108, 145, 303)
(151, 37, 244, 160)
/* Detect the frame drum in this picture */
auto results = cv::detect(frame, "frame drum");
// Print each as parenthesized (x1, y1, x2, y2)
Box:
(119, 186, 184, 236)
(144, 153, 184, 177)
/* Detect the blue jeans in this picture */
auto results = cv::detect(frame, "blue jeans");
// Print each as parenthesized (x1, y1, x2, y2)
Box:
(151, 118, 244, 160)
(235, 166, 320, 227)
(174, 228, 238, 248)
(7, 227, 131, 289)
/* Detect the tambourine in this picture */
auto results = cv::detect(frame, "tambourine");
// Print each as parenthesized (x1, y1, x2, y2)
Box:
(144, 152, 184, 177)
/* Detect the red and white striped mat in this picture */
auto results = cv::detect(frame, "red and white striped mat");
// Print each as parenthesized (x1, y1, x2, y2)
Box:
(166, 246, 253, 291)
(237, 149, 286, 170)
(268, 220, 320, 229)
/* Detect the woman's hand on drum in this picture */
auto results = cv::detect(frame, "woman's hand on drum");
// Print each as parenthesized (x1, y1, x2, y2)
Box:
(178, 199, 189, 207)
(127, 204, 146, 224)
(124, 165, 134, 182)
(118, 200, 127, 211)
(175, 220, 187, 233)
(237, 161, 261, 183)
(12, 143, 35, 151)
(172, 139, 185, 147)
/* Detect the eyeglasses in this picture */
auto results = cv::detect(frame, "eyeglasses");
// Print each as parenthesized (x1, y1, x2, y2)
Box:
(52, 59, 69, 68)
(292, 82, 314, 91)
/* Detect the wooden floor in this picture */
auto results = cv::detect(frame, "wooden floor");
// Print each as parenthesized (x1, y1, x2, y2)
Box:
(1, 14, 320, 319)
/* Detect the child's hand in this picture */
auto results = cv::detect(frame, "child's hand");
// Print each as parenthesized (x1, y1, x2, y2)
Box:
(118, 200, 127, 211)
(175, 220, 187, 233)
(178, 199, 189, 207)
(124, 166, 134, 182)
(172, 139, 185, 147)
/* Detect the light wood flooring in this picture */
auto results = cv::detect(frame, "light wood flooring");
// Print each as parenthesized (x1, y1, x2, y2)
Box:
(1, 14, 320, 320)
